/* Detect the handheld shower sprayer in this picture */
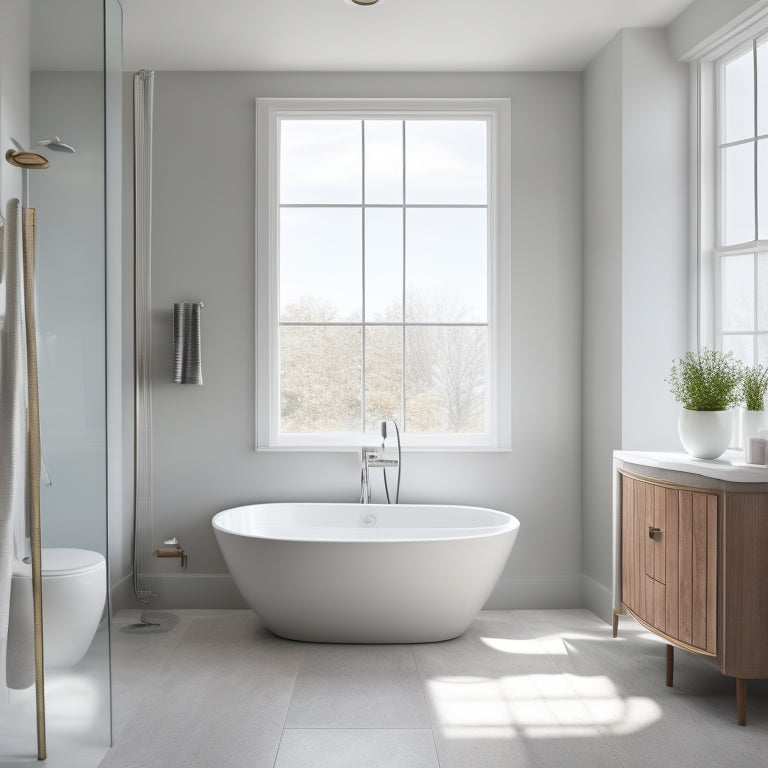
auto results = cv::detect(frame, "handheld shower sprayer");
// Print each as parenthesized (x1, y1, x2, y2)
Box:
(360, 419, 402, 504)
(381, 419, 401, 504)
(37, 137, 76, 153)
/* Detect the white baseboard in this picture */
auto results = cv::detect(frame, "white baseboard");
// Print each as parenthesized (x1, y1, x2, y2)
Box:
(110, 572, 247, 611)
(111, 571, 611, 618)
(115, 573, 248, 610)
(484, 575, 583, 610)
(581, 574, 613, 624)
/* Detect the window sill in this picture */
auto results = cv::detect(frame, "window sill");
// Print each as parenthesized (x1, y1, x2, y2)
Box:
(255, 444, 515, 454)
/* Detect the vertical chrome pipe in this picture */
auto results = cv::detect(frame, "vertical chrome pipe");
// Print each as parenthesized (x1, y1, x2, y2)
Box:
(133, 69, 157, 611)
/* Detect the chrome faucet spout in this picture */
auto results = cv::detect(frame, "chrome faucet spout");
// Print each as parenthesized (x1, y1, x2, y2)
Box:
(358, 420, 402, 504)
(360, 446, 382, 503)
(360, 447, 372, 504)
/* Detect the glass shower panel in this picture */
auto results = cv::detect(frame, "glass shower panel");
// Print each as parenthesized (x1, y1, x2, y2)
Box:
(0, 0, 120, 764)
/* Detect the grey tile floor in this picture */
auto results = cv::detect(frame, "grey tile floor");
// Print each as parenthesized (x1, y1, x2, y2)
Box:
(97, 608, 768, 768)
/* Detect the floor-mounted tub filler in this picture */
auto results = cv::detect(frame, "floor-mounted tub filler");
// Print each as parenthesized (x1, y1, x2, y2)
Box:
(212, 503, 519, 643)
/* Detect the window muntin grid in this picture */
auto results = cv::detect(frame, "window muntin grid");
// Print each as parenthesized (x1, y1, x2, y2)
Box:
(274, 114, 494, 443)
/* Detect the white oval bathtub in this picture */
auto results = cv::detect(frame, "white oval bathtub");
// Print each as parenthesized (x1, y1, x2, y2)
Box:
(212, 503, 520, 643)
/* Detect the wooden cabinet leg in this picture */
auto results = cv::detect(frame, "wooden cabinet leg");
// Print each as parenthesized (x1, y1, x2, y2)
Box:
(666, 644, 674, 687)
(736, 678, 747, 726)
(612, 611, 619, 638)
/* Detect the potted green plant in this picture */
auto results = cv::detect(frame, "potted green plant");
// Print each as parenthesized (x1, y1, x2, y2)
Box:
(667, 348, 743, 459)
(740, 364, 768, 460)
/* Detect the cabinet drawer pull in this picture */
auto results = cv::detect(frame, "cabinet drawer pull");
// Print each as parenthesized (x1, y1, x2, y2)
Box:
(648, 526, 662, 541)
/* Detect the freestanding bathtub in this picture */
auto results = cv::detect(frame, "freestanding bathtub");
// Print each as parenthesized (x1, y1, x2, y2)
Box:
(212, 503, 519, 643)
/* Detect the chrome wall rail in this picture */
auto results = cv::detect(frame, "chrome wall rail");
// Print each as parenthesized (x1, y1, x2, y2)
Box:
(133, 69, 157, 612)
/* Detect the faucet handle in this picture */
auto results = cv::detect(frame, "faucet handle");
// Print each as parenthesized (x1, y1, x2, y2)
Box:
(364, 444, 398, 467)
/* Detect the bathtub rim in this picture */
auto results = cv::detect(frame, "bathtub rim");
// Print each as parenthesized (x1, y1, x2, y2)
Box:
(212, 502, 519, 544)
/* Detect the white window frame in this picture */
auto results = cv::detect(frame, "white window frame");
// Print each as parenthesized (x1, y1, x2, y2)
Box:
(696, 20, 768, 356)
(255, 98, 512, 450)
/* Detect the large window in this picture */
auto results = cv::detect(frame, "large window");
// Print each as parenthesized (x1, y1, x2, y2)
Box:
(256, 99, 511, 448)
(707, 33, 768, 363)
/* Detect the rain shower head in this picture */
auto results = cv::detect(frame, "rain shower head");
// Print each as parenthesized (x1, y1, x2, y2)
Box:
(37, 137, 75, 153)
(5, 149, 50, 169)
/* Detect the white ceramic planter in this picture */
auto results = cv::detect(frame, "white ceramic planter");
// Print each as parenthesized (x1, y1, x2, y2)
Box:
(677, 408, 732, 460)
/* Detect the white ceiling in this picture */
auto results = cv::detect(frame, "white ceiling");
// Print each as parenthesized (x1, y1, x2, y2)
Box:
(120, 0, 697, 72)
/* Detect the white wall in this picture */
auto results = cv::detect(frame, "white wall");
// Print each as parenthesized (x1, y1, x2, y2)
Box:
(621, 30, 688, 451)
(581, 29, 689, 621)
(582, 33, 623, 622)
(0, 0, 30, 206)
(123, 71, 583, 610)
(116, 3, 768, 618)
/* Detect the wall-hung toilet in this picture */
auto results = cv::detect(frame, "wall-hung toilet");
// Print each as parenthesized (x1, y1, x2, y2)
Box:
(9, 548, 106, 672)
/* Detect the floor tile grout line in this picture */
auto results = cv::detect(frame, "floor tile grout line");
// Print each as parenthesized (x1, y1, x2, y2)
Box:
(410, 643, 443, 768)
(602, 731, 628, 768)
(535, 627, 626, 766)
(271, 643, 307, 768)
(107, 613, 196, 748)
(528, 670, 622, 766)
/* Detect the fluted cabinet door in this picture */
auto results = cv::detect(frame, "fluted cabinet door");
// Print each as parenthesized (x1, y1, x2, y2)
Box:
(664, 488, 679, 642)
(621, 475, 646, 623)
(671, 490, 717, 654)
(620, 473, 717, 655)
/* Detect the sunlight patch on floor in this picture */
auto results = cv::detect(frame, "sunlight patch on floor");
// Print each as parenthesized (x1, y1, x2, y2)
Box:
(428, 672, 661, 739)
(41, 675, 105, 733)
(479, 630, 625, 656)
(480, 636, 568, 655)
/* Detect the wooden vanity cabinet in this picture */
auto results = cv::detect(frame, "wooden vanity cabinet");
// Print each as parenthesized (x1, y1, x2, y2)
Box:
(615, 469, 768, 725)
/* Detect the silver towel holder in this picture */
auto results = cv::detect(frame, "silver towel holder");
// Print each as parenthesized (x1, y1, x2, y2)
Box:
(173, 301, 205, 385)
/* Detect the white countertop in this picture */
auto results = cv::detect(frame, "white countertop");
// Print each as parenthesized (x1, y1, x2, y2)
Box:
(613, 449, 768, 483)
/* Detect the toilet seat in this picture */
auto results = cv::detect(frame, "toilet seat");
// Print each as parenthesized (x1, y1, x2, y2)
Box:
(42, 548, 105, 577)
(12, 547, 105, 578)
